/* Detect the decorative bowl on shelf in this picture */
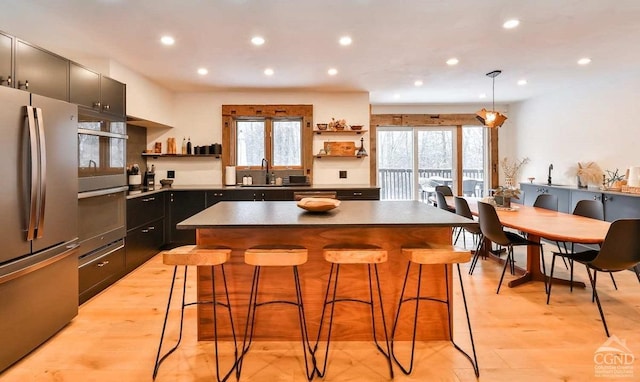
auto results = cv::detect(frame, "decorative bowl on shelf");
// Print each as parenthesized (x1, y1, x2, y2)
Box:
(350, 125, 363, 131)
(160, 179, 173, 187)
(297, 197, 340, 212)
(317, 123, 328, 130)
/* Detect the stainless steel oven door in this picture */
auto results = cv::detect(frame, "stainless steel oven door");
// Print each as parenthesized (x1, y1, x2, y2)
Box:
(77, 110, 127, 193)
(77, 186, 127, 256)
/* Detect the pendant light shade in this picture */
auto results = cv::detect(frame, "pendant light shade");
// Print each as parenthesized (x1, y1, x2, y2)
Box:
(476, 70, 507, 128)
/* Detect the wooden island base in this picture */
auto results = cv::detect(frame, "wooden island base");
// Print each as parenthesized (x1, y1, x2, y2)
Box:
(195, 226, 454, 342)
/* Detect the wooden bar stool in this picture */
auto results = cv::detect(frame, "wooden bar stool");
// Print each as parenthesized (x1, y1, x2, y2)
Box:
(153, 245, 238, 382)
(391, 243, 479, 377)
(236, 245, 314, 381)
(313, 244, 394, 379)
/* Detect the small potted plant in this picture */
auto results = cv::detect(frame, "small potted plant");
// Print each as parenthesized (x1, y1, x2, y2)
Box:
(493, 186, 521, 208)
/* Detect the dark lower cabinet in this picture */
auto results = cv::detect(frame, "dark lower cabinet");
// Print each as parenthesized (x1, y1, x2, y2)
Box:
(336, 188, 380, 200)
(126, 218, 164, 271)
(79, 239, 126, 304)
(604, 193, 640, 221)
(166, 191, 206, 245)
(520, 184, 570, 213)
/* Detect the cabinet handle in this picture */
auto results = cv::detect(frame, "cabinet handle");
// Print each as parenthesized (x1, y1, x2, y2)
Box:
(103, 104, 110, 111)
(353, 192, 363, 196)
(18, 80, 29, 90)
(0, 76, 10, 86)
(142, 197, 156, 202)
(93, 101, 101, 109)
(603, 196, 610, 202)
(97, 260, 110, 267)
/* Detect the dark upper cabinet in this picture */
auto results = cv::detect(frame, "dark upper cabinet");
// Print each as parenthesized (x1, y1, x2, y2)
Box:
(69, 62, 100, 109)
(70, 62, 126, 116)
(15, 39, 69, 101)
(0, 32, 11, 87)
(100, 75, 126, 116)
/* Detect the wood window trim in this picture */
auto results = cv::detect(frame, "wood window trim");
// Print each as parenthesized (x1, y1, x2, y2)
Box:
(368, 113, 498, 189)
(222, 105, 314, 184)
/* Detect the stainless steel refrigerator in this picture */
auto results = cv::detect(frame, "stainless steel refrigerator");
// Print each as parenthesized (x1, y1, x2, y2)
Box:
(0, 85, 79, 373)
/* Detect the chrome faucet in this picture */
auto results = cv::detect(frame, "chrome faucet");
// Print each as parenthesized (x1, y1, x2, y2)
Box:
(548, 164, 553, 185)
(261, 158, 270, 184)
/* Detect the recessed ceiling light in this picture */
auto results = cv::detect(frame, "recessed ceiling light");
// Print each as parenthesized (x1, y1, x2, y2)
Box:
(479, 93, 487, 99)
(339, 36, 352, 46)
(503, 19, 520, 29)
(160, 36, 175, 46)
(577, 57, 592, 65)
(197, 68, 208, 75)
(251, 36, 265, 46)
(446, 58, 459, 66)
(264, 68, 274, 76)
(414, 80, 423, 87)
(517, 79, 527, 86)
(328, 68, 338, 76)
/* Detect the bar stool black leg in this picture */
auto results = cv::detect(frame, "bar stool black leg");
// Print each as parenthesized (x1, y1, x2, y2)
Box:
(292, 266, 315, 381)
(390, 262, 421, 375)
(236, 266, 261, 380)
(153, 266, 188, 380)
(368, 264, 394, 379)
(212, 264, 239, 382)
(313, 263, 340, 378)
(449, 264, 480, 377)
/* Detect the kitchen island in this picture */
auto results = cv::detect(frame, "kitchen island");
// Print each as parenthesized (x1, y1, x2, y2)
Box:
(177, 200, 476, 342)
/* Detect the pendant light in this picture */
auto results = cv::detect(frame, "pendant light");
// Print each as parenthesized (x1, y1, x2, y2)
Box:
(476, 70, 507, 128)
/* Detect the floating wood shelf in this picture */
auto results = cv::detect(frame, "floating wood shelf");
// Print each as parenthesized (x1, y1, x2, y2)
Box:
(142, 153, 221, 159)
(314, 129, 367, 135)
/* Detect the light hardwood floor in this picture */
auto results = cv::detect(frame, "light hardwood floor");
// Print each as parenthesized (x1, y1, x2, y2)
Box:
(2, 242, 639, 381)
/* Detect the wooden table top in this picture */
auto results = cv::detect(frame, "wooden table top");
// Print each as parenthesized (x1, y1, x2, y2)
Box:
(446, 196, 610, 244)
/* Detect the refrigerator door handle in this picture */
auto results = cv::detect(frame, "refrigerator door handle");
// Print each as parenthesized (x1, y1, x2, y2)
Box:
(25, 106, 39, 241)
(34, 107, 47, 238)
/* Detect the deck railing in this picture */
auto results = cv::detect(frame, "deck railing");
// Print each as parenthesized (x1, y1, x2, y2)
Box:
(378, 168, 484, 200)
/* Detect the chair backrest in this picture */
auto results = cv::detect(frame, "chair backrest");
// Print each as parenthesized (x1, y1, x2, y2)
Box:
(435, 185, 453, 196)
(573, 199, 604, 220)
(533, 194, 558, 211)
(435, 191, 450, 211)
(477, 201, 510, 246)
(592, 219, 640, 271)
(455, 196, 481, 234)
(462, 179, 477, 196)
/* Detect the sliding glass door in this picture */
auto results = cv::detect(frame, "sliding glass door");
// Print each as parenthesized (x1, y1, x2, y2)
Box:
(377, 126, 488, 201)
(377, 127, 456, 201)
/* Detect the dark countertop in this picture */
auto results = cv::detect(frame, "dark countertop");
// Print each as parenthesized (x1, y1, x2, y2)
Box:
(126, 184, 379, 199)
(177, 200, 476, 229)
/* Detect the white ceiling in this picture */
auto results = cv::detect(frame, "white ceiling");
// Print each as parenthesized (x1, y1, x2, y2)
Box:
(2, 0, 640, 104)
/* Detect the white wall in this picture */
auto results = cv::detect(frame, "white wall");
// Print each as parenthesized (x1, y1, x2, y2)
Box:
(146, 91, 370, 185)
(509, 74, 640, 187)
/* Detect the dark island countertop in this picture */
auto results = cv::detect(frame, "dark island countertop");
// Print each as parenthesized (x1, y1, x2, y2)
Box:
(177, 200, 476, 229)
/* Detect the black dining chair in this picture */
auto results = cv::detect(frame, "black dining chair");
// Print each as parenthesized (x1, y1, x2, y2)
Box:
(454, 197, 484, 275)
(477, 201, 547, 293)
(546, 219, 640, 337)
(549, 199, 618, 292)
(435, 185, 454, 196)
(533, 194, 558, 210)
(436, 191, 456, 213)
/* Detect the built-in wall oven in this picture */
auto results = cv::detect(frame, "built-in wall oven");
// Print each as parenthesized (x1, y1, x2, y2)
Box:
(77, 107, 128, 302)
(77, 107, 127, 193)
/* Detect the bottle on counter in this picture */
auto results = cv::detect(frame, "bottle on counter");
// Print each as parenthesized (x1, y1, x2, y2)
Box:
(270, 172, 276, 185)
(187, 137, 192, 155)
(243, 175, 248, 185)
(181, 137, 187, 154)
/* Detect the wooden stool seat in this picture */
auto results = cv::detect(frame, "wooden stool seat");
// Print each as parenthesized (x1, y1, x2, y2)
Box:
(322, 244, 387, 264)
(244, 245, 308, 267)
(402, 244, 471, 265)
(162, 245, 231, 266)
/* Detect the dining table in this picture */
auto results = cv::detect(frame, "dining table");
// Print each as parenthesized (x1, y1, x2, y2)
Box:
(446, 196, 611, 288)
(177, 200, 477, 342)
